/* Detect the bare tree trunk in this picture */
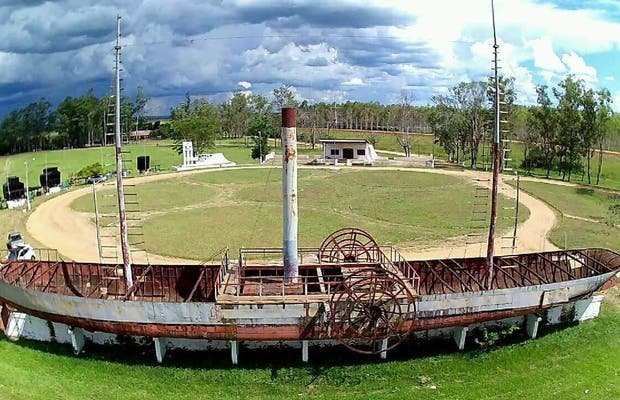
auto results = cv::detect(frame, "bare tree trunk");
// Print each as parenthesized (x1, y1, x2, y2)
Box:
(587, 148, 592, 184)
(596, 143, 604, 185)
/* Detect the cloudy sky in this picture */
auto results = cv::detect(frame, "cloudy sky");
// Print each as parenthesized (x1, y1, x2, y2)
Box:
(1, 0, 619, 117)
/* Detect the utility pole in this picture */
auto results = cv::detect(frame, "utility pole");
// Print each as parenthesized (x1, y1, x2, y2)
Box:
(486, 0, 501, 289)
(113, 14, 134, 289)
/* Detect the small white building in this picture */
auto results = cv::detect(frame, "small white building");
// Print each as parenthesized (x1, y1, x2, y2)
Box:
(320, 139, 379, 165)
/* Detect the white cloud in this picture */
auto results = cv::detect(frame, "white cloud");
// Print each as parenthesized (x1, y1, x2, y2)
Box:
(1, 0, 619, 113)
(560, 52, 598, 84)
(529, 37, 566, 73)
(342, 77, 364, 86)
(237, 81, 252, 89)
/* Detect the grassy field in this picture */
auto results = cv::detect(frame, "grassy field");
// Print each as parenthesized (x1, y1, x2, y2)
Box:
(0, 287, 618, 400)
(71, 168, 525, 260)
(0, 139, 314, 189)
(514, 180, 620, 250)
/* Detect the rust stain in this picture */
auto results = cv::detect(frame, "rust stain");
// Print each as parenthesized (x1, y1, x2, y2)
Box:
(284, 146, 296, 162)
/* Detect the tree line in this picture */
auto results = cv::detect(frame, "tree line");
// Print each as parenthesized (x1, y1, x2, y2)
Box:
(0, 88, 148, 154)
(1, 79, 617, 186)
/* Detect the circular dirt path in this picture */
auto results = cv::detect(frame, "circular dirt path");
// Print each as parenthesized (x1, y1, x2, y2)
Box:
(26, 166, 558, 263)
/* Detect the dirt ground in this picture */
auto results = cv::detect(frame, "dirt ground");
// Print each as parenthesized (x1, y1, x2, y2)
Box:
(25, 166, 559, 264)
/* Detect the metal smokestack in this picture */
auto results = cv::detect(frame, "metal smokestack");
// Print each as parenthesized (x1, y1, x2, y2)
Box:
(281, 107, 298, 282)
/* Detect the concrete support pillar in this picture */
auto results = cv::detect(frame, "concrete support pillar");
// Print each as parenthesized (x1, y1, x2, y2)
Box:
(230, 340, 239, 365)
(379, 338, 388, 360)
(301, 340, 309, 363)
(526, 314, 542, 339)
(574, 295, 604, 322)
(154, 338, 168, 363)
(5, 312, 27, 341)
(452, 326, 469, 350)
(546, 306, 563, 325)
(68, 326, 85, 354)
(0, 303, 10, 334)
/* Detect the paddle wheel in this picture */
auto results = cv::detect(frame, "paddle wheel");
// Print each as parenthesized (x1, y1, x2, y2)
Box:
(318, 227, 382, 263)
(316, 228, 418, 354)
(329, 267, 416, 354)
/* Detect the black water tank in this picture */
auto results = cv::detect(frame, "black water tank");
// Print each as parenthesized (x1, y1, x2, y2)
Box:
(137, 156, 150, 173)
(3, 177, 25, 201)
(39, 167, 61, 187)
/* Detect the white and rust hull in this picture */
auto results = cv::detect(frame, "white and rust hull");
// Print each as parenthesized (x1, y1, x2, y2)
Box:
(0, 267, 616, 341)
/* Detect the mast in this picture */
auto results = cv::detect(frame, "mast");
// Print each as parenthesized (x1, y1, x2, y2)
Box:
(113, 14, 133, 288)
(486, 0, 500, 289)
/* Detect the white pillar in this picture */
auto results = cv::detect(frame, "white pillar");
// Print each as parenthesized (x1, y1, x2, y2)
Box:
(379, 338, 388, 360)
(301, 340, 309, 363)
(526, 314, 542, 339)
(453, 326, 469, 350)
(281, 107, 298, 282)
(5, 312, 27, 341)
(154, 338, 168, 363)
(230, 340, 239, 365)
(68, 326, 85, 354)
(574, 295, 604, 322)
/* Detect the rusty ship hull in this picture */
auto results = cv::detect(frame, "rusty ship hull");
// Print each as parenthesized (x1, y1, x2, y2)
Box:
(1, 248, 617, 344)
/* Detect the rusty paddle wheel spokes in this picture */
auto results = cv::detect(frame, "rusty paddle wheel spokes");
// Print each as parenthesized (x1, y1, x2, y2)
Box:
(329, 267, 416, 355)
(318, 227, 381, 263)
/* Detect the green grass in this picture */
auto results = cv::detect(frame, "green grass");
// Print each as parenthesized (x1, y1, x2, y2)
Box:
(0, 139, 312, 188)
(0, 290, 618, 400)
(70, 168, 525, 260)
(516, 180, 620, 249)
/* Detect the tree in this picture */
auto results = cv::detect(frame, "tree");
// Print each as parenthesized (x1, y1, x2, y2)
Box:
(170, 101, 220, 154)
(594, 89, 613, 185)
(248, 116, 277, 161)
(528, 85, 558, 178)
(220, 92, 252, 138)
(272, 85, 298, 109)
(394, 91, 415, 157)
(429, 81, 490, 167)
(554, 76, 585, 181)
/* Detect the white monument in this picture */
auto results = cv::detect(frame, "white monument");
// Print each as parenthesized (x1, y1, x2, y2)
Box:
(173, 141, 236, 171)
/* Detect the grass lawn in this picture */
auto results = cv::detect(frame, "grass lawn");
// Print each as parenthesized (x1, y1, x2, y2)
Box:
(0, 139, 308, 188)
(0, 288, 618, 400)
(515, 180, 620, 249)
(71, 168, 525, 260)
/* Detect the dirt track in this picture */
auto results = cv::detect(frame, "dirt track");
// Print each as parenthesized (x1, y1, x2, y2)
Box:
(26, 166, 559, 263)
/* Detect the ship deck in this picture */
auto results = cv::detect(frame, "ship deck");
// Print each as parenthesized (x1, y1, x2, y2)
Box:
(0, 248, 618, 305)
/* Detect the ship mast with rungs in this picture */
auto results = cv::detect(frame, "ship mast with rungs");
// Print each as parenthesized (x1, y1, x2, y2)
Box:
(486, 0, 500, 289)
(113, 15, 134, 289)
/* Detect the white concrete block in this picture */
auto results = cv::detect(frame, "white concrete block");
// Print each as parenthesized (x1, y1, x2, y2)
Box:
(68, 327, 85, 354)
(526, 314, 542, 339)
(5, 312, 28, 341)
(452, 326, 469, 350)
(154, 338, 168, 363)
(379, 338, 388, 360)
(574, 295, 604, 322)
(230, 340, 239, 365)
(546, 306, 563, 325)
(301, 340, 309, 363)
